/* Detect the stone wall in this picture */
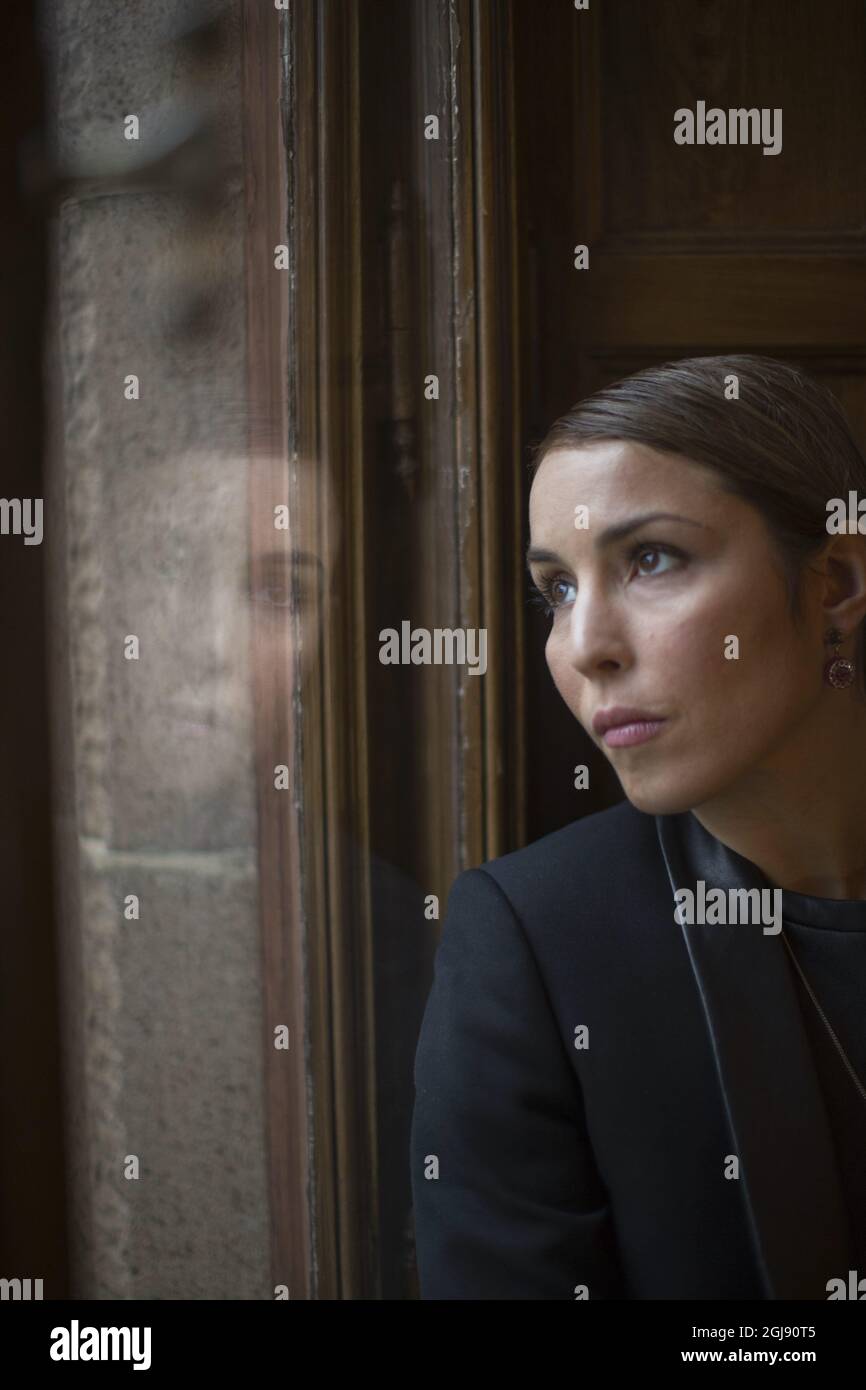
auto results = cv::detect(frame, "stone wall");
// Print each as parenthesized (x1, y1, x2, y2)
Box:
(43, 0, 271, 1298)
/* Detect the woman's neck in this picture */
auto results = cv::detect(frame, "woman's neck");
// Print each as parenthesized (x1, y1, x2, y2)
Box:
(690, 693, 866, 900)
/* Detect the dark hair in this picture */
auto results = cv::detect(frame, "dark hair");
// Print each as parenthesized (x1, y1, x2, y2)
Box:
(530, 354, 866, 689)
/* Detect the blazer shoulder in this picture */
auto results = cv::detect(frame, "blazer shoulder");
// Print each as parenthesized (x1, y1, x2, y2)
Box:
(476, 798, 661, 921)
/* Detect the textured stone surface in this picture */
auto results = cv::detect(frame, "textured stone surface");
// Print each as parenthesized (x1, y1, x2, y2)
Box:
(78, 844, 269, 1299)
(47, 0, 272, 1298)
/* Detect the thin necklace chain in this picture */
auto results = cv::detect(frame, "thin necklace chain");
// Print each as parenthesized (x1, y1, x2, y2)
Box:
(780, 928, 866, 1106)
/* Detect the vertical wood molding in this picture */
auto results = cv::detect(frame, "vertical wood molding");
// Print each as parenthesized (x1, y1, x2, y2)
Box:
(242, 0, 526, 1298)
(309, 0, 379, 1301)
(243, 0, 378, 1299)
(241, 0, 315, 1301)
(470, 0, 526, 856)
(0, 0, 68, 1296)
(416, 0, 526, 869)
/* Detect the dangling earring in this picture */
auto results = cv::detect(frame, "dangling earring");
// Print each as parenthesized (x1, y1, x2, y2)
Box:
(824, 626, 856, 689)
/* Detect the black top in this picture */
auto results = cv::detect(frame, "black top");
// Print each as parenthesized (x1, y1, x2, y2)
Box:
(413, 798, 855, 1297)
(675, 810, 866, 1271)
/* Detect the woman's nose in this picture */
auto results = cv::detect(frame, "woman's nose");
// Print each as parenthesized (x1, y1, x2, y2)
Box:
(563, 593, 629, 676)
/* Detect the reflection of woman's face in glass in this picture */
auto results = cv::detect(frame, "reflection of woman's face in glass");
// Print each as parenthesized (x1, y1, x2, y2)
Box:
(527, 440, 827, 816)
(115, 450, 334, 848)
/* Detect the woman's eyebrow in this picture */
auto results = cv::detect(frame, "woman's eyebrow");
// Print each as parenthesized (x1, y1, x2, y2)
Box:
(525, 545, 563, 570)
(597, 511, 707, 546)
(526, 512, 707, 570)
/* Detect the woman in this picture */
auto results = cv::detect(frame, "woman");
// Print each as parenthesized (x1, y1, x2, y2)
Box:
(409, 354, 866, 1300)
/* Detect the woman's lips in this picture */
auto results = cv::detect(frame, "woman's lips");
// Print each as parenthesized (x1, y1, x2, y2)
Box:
(602, 718, 667, 748)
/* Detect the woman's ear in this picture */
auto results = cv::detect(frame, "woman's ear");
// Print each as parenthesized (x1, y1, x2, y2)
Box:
(820, 533, 866, 633)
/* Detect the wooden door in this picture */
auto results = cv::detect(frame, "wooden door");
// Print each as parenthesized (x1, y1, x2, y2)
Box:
(242, 0, 866, 1300)
(513, 0, 866, 839)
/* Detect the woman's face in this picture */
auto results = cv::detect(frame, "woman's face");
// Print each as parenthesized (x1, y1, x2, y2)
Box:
(527, 440, 828, 815)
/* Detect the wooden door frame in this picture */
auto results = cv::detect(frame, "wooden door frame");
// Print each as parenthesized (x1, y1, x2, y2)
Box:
(241, 0, 524, 1298)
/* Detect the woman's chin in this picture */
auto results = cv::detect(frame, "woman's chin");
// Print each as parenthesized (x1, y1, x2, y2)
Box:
(620, 776, 706, 818)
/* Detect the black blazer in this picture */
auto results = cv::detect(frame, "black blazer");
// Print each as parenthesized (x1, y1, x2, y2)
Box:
(410, 799, 853, 1299)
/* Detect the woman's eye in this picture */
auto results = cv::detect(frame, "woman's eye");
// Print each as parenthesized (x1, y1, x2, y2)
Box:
(529, 575, 576, 614)
(631, 543, 682, 578)
(253, 581, 308, 611)
(530, 544, 683, 615)
(257, 584, 291, 608)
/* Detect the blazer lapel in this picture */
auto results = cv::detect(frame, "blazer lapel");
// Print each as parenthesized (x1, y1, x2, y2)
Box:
(655, 812, 852, 1300)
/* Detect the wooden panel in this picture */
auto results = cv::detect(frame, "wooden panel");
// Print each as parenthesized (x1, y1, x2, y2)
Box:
(586, 255, 866, 347)
(598, 0, 866, 241)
